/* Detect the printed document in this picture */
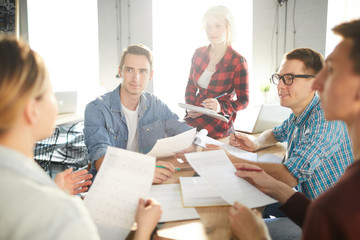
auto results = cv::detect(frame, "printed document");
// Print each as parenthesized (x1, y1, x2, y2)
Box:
(84, 147, 155, 240)
(149, 184, 200, 222)
(179, 177, 229, 207)
(185, 150, 277, 208)
(147, 128, 196, 158)
(178, 103, 229, 122)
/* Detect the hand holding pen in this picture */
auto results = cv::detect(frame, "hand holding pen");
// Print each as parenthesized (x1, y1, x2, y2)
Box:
(201, 93, 227, 113)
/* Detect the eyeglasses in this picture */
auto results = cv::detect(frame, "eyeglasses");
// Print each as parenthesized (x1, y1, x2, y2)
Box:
(270, 73, 315, 86)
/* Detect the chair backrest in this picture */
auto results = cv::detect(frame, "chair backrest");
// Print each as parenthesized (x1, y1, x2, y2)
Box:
(34, 127, 60, 172)
(58, 121, 89, 169)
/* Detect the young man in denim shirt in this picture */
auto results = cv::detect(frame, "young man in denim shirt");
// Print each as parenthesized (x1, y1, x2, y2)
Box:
(84, 44, 193, 184)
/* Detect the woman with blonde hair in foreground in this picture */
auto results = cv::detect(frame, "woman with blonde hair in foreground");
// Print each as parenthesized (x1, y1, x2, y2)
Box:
(0, 36, 161, 240)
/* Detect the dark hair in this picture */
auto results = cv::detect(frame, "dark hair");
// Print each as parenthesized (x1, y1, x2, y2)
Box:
(285, 48, 324, 75)
(332, 19, 360, 74)
(119, 44, 153, 71)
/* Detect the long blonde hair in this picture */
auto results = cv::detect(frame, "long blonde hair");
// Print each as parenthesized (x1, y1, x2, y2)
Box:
(0, 36, 48, 134)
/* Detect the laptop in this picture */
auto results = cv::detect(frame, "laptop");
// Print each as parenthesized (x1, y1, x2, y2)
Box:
(234, 103, 292, 133)
(54, 91, 77, 114)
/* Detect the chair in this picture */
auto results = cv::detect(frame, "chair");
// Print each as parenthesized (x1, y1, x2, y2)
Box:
(34, 127, 60, 176)
(56, 121, 89, 170)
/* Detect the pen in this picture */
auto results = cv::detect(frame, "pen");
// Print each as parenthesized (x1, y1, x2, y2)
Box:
(237, 167, 263, 172)
(201, 93, 227, 105)
(156, 165, 181, 171)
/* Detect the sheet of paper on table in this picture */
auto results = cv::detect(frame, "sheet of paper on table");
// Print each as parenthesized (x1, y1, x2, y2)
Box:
(84, 146, 155, 240)
(185, 150, 277, 209)
(149, 184, 200, 222)
(147, 128, 196, 158)
(179, 176, 229, 207)
(178, 102, 229, 122)
(194, 131, 258, 162)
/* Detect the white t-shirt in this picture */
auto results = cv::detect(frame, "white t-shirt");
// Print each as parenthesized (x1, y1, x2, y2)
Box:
(0, 145, 100, 240)
(122, 103, 140, 152)
(197, 69, 214, 89)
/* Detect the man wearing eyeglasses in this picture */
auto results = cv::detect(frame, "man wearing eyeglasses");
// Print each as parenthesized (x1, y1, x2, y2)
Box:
(229, 48, 353, 222)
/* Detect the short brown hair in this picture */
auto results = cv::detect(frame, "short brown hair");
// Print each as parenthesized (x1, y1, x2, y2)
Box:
(332, 19, 360, 74)
(119, 44, 153, 71)
(285, 48, 324, 75)
(0, 36, 48, 133)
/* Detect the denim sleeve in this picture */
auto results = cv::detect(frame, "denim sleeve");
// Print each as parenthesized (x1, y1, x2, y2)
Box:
(83, 102, 110, 165)
(284, 117, 347, 183)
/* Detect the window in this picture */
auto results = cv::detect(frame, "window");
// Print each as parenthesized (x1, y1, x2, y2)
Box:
(27, 0, 99, 112)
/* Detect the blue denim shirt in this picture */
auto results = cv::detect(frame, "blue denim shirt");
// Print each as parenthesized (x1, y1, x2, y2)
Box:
(84, 85, 193, 173)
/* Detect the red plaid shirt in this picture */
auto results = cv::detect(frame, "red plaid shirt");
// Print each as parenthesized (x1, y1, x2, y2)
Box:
(185, 45, 249, 139)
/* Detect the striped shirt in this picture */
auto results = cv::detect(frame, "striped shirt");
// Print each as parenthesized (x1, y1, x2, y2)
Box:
(273, 94, 353, 199)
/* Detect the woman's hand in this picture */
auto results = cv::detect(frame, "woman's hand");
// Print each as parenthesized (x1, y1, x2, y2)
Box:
(229, 201, 270, 240)
(54, 168, 92, 195)
(134, 198, 162, 240)
(187, 110, 203, 119)
(202, 98, 221, 113)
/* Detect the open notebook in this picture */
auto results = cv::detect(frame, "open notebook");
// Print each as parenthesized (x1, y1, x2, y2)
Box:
(178, 103, 229, 122)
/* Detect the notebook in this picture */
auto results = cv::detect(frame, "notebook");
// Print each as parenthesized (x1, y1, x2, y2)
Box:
(54, 91, 77, 114)
(234, 103, 292, 133)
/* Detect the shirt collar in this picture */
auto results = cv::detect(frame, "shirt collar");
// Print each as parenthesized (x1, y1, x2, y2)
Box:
(204, 44, 233, 66)
(0, 145, 56, 187)
(293, 94, 320, 127)
(110, 84, 148, 115)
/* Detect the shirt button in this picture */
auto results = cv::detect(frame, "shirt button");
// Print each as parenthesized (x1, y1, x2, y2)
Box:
(146, 128, 150, 131)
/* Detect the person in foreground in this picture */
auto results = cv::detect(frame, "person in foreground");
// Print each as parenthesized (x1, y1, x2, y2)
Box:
(184, 5, 249, 139)
(229, 19, 360, 240)
(84, 44, 193, 184)
(0, 36, 161, 240)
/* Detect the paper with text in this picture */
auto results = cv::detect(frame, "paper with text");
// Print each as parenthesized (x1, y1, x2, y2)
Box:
(147, 128, 196, 158)
(179, 103, 229, 122)
(179, 177, 229, 207)
(194, 134, 258, 162)
(185, 150, 277, 208)
(149, 184, 199, 222)
(84, 146, 155, 240)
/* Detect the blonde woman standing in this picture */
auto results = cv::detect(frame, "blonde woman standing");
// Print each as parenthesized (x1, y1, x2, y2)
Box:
(185, 5, 249, 139)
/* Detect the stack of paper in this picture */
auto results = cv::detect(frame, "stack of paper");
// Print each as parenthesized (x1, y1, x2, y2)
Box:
(184, 150, 277, 209)
(149, 184, 200, 222)
(179, 177, 229, 207)
(84, 147, 155, 240)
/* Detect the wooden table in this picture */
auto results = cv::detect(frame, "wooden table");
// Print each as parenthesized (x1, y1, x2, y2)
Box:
(151, 138, 287, 240)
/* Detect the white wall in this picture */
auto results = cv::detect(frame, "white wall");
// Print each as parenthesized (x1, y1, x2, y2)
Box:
(97, 0, 153, 92)
(252, 0, 328, 104)
(98, 0, 329, 104)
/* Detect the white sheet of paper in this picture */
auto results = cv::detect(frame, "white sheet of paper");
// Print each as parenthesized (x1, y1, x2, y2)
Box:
(194, 134, 258, 162)
(84, 146, 155, 240)
(185, 150, 277, 208)
(179, 177, 229, 207)
(258, 154, 283, 163)
(178, 103, 229, 122)
(147, 128, 196, 158)
(149, 184, 200, 222)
